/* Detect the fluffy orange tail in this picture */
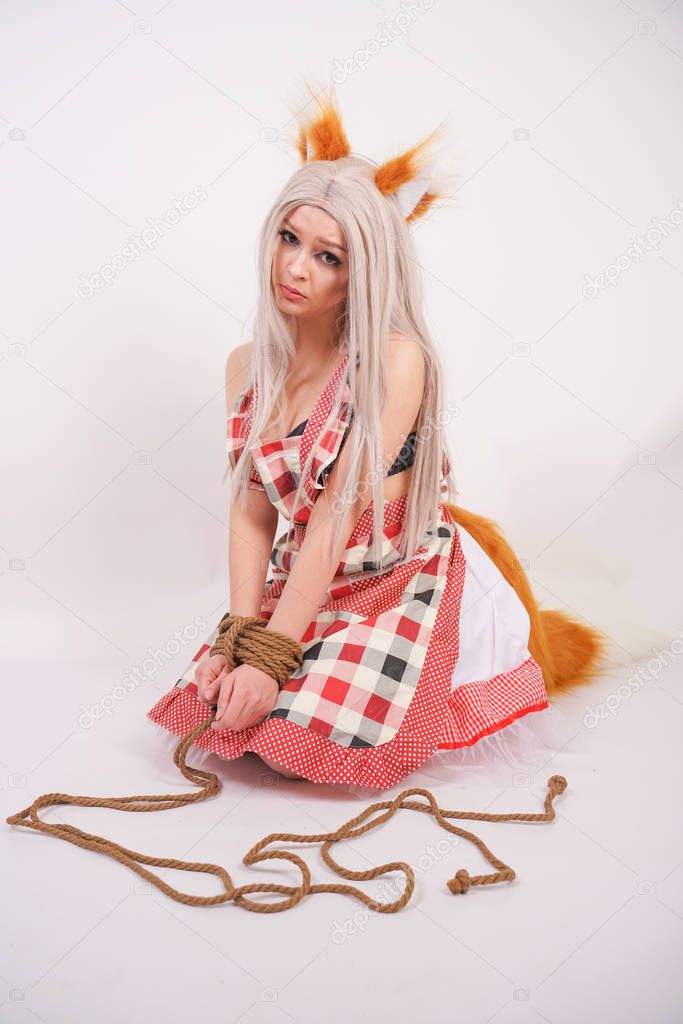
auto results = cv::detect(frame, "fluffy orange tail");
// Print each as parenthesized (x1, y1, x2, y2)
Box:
(442, 502, 610, 697)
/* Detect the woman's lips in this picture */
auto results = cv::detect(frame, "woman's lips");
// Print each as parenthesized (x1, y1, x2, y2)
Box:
(279, 283, 306, 301)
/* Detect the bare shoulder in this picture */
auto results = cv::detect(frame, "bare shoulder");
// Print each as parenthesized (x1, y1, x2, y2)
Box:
(386, 330, 426, 393)
(225, 342, 254, 412)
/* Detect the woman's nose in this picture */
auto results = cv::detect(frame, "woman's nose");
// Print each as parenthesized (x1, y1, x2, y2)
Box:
(289, 249, 309, 275)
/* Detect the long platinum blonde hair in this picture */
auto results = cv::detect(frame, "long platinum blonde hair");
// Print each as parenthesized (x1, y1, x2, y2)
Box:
(228, 154, 458, 569)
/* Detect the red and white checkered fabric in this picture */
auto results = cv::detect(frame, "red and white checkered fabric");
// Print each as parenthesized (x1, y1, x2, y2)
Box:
(146, 353, 548, 788)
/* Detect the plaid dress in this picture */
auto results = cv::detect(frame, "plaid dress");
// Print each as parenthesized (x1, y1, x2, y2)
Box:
(146, 353, 549, 789)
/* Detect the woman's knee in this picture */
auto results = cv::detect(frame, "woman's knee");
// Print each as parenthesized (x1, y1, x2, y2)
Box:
(259, 754, 303, 780)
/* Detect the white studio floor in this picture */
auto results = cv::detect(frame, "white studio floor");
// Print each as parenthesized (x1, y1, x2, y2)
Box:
(2, 651, 682, 1024)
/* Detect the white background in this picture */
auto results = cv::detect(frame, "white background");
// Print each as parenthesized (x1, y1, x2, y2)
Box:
(2, 2, 682, 1023)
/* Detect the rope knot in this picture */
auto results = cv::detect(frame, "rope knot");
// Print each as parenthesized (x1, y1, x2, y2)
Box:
(548, 775, 567, 796)
(447, 868, 472, 895)
(208, 613, 304, 690)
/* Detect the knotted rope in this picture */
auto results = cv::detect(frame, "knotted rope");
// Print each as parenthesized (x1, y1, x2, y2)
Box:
(208, 613, 304, 688)
(5, 614, 568, 912)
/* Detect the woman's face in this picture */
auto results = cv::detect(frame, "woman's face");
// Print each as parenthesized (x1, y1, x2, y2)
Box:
(271, 204, 349, 320)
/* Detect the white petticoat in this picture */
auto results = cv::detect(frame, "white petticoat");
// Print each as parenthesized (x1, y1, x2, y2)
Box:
(416, 519, 574, 786)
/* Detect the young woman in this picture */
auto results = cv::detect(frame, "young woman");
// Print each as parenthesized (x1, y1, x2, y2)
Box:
(146, 86, 605, 789)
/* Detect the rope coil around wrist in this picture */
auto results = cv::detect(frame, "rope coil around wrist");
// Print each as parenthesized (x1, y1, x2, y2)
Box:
(208, 613, 304, 689)
(5, 607, 569, 913)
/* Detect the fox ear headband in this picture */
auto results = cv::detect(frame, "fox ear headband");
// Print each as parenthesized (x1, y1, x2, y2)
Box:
(289, 81, 456, 224)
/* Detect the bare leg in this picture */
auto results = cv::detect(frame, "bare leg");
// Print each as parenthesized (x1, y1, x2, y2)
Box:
(259, 754, 304, 780)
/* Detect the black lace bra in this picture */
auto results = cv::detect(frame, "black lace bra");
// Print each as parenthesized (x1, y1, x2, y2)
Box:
(285, 416, 417, 478)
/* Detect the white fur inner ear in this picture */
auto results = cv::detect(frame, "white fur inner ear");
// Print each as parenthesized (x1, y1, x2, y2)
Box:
(393, 167, 433, 218)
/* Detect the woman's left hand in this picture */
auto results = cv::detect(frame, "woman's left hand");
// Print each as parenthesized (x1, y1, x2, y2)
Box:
(210, 662, 279, 732)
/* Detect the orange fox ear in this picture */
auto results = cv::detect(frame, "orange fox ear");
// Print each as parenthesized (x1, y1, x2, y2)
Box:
(374, 121, 451, 223)
(294, 81, 352, 163)
(287, 80, 456, 223)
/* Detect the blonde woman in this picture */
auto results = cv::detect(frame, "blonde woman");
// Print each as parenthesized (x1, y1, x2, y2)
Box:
(146, 86, 605, 788)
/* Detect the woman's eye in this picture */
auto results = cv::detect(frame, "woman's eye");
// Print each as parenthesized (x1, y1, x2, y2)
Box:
(278, 230, 341, 267)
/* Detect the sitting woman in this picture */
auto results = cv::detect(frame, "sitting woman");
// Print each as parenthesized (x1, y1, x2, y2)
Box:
(146, 85, 605, 788)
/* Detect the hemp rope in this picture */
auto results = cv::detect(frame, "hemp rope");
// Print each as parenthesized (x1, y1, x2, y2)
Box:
(208, 614, 304, 688)
(5, 614, 568, 912)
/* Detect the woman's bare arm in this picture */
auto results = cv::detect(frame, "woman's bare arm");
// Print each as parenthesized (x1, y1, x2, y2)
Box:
(225, 344, 279, 617)
(265, 334, 426, 643)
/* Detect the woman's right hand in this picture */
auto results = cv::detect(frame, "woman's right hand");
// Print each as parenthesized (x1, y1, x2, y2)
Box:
(195, 653, 229, 706)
